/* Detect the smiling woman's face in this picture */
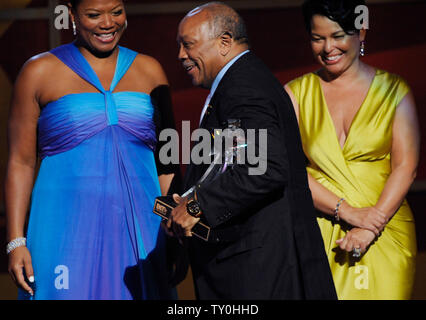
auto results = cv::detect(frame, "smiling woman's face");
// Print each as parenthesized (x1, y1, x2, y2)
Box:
(309, 14, 364, 77)
(70, 0, 126, 54)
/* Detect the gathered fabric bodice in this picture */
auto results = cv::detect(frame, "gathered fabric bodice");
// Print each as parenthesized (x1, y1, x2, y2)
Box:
(39, 43, 156, 159)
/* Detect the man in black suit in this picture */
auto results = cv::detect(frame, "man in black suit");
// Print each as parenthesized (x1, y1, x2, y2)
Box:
(168, 2, 337, 299)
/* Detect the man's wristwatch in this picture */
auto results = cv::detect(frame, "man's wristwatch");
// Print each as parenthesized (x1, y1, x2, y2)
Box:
(186, 191, 203, 218)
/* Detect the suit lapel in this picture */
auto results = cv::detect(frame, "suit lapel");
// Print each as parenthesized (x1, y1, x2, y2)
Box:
(183, 53, 252, 190)
(183, 96, 219, 190)
(199, 104, 214, 129)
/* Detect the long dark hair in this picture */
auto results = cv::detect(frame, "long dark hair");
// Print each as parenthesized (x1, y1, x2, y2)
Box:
(302, 0, 366, 35)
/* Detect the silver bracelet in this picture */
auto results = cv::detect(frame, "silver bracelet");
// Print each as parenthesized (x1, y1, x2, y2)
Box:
(334, 198, 345, 221)
(6, 237, 26, 254)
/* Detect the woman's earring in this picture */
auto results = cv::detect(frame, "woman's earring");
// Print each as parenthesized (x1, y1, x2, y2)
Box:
(72, 20, 77, 36)
(360, 40, 365, 56)
(124, 19, 128, 30)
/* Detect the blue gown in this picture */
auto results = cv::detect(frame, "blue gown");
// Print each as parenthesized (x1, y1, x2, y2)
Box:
(20, 43, 175, 300)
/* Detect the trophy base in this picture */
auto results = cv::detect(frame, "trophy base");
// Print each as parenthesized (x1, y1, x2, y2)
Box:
(153, 196, 211, 241)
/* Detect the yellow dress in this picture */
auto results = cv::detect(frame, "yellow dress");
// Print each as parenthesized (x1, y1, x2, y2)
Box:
(288, 70, 417, 300)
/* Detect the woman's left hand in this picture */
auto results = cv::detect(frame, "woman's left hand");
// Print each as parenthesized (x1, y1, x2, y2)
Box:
(336, 228, 376, 256)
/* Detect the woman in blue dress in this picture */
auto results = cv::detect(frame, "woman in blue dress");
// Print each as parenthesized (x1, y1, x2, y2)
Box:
(5, 0, 178, 299)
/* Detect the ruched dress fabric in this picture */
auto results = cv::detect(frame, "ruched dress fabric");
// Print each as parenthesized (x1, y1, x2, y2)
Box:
(20, 43, 174, 300)
(288, 70, 417, 299)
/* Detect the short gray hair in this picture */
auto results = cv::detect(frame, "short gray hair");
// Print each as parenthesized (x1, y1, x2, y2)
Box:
(194, 2, 250, 46)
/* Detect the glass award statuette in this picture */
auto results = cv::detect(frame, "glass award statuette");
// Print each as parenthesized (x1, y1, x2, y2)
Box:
(153, 119, 247, 241)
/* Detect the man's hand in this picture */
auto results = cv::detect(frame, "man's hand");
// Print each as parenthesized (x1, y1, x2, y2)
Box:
(166, 194, 200, 240)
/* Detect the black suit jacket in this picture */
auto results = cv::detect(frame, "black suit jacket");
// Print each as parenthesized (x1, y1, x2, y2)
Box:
(184, 52, 336, 299)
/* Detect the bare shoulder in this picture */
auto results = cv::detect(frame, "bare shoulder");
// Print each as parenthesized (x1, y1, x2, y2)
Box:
(133, 54, 168, 87)
(20, 52, 58, 76)
(16, 52, 61, 88)
(10, 53, 60, 117)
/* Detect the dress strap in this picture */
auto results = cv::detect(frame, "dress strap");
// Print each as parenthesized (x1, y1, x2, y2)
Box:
(50, 43, 105, 93)
(110, 46, 138, 92)
(51, 43, 138, 94)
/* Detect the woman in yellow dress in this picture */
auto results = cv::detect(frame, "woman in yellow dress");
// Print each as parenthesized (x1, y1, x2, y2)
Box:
(285, 0, 419, 299)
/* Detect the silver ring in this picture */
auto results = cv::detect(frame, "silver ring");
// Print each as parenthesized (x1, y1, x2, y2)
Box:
(352, 247, 362, 258)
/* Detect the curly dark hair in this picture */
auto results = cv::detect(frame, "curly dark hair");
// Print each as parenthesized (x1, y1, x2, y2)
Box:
(68, 0, 124, 8)
(302, 0, 366, 35)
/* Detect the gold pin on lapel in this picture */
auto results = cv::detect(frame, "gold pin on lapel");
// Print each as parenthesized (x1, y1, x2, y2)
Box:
(212, 128, 222, 139)
(206, 104, 213, 116)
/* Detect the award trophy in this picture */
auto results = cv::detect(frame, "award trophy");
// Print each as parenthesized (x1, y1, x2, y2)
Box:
(153, 119, 247, 241)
